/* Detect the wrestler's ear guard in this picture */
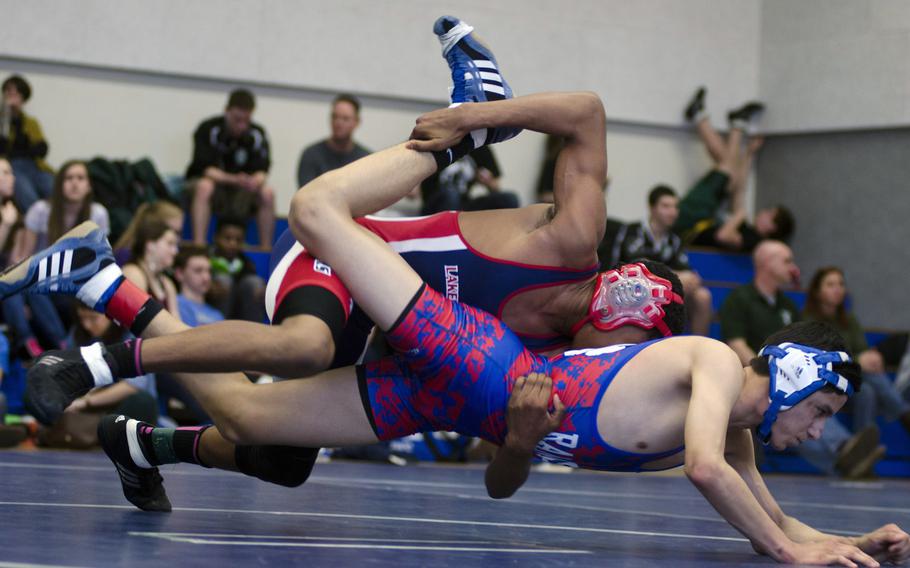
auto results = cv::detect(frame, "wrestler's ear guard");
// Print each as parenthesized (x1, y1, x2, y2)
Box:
(570, 263, 684, 337)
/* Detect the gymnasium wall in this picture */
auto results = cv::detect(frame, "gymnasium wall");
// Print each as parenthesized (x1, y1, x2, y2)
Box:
(756, 129, 910, 330)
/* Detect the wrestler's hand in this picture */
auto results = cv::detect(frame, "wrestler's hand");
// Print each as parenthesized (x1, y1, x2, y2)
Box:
(786, 540, 879, 567)
(853, 524, 910, 564)
(503, 373, 566, 455)
(406, 106, 470, 152)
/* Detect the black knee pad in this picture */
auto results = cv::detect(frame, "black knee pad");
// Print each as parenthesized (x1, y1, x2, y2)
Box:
(234, 444, 319, 488)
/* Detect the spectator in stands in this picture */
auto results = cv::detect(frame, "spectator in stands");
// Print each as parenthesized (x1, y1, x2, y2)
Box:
(803, 267, 910, 434)
(8, 160, 109, 354)
(62, 303, 158, 425)
(720, 242, 883, 478)
(611, 185, 713, 335)
(113, 201, 184, 266)
(0, 75, 53, 212)
(297, 94, 370, 187)
(209, 217, 264, 322)
(186, 88, 275, 250)
(421, 146, 518, 214)
(174, 244, 224, 327)
(122, 219, 179, 317)
(674, 87, 794, 252)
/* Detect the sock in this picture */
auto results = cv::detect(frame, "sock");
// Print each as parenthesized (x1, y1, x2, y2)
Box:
(693, 109, 709, 124)
(128, 422, 212, 468)
(103, 338, 144, 379)
(104, 279, 164, 336)
(432, 133, 477, 171)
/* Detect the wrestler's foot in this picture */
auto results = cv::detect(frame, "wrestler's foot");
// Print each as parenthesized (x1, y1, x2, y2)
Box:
(728, 101, 765, 128)
(684, 86, 706, 122)
(434, 15, 520, 144)
(98, 415, 172, 512)
(24, 346, 108, 425)
(0, 221, 122, 311)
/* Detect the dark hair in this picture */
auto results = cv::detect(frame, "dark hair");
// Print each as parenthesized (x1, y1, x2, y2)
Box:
(2, 75, 31, 101)
(614, 259, 687, 339)
(648, 185, 677, 207)
(766, 205, 795, 242)
(48, 160, 93, 242)
(215, 216, 246, 235)
(804, 266, 849, 326)
(333, 93, 361, 115)
(130, 219, 176, 261)
(174, 244, 210, 271)
(227, 88, 255, 111)
(73, 302, 122, 346)
(749, 320, 862, 393)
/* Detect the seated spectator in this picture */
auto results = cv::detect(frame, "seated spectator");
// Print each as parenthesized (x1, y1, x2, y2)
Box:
(675, 87, 794, 252)
(421, 146, 518, 214)
(122, 219, 179, 316)
(297, 94, 370, 187)
(174, 244, 224, 327)
(610, 185, 713, 335)
(6, 160, 109, 355)
(803, 267, 910, 434)
(61, 303, 158, 425)
(113, 201, 185, 266)
(186, 88, 275, 250)
(38, 304, 158, 448)
(720, 242, 884, 477)
(0, 75, 53, 212)
(209, 217, 265, 322)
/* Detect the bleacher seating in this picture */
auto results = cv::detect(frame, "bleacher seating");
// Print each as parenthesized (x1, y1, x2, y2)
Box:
(688, 248, 910, 477)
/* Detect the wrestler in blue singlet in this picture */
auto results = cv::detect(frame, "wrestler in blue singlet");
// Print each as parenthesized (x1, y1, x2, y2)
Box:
(359, 284, 684, 473)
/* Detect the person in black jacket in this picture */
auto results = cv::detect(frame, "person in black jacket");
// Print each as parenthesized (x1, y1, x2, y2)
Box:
(185, 89, 275, 250)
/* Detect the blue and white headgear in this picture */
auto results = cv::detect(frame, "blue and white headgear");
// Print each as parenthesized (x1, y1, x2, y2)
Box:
(756, 342, 854, 444)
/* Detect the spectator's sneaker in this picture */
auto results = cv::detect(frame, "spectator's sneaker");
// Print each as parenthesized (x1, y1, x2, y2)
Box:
(684, 87, 706, 122)
(24, 347, 103, 425)
(0, 221, 122, 311)
(835, 424, 880, 478)
(434, 15, 520, 144)
(727, 101, 765, 125)
(98, 415, 171, 512)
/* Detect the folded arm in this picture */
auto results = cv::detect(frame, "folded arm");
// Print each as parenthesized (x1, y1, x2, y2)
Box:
(485, 373, 566, 499)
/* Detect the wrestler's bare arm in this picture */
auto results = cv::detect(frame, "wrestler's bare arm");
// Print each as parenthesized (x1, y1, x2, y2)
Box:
(683, 338, 877, 566)
(484, 374, 566, 499)
(409, 92, 607, 259)
(726, 428, 910, 564)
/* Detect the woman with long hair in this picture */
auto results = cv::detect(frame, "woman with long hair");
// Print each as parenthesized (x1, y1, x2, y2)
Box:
(113, 200, 184, 265)
(5, 160, 109, 354)
(804, 266, 910, 433)
(122, 218, 180, 317)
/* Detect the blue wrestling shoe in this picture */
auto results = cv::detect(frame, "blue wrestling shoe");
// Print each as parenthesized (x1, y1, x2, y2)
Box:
(0, 221, 122, 311)
(434, 15, 520, 144)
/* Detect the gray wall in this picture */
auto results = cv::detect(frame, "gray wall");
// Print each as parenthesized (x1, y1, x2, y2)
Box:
(757, 129, 910, 330)
(760, 0, 910, 132)
(0, 0, 760, 127)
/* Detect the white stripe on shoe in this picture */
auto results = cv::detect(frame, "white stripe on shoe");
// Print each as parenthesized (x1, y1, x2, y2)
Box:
(80, 343, 114, 387)
(75, 263, 124, 310)
(125, 419, 153, 469)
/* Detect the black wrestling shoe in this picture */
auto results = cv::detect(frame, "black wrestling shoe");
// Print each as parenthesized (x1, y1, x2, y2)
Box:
(683, 86, 706, 121)
(24, 348, 101, 425)
(728, 101, 765, 124)
(98, 415, 171, 513)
